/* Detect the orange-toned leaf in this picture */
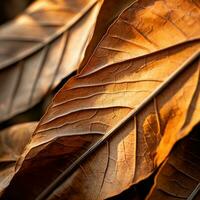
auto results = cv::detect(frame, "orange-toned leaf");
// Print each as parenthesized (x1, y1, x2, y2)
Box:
(78, 0, 137, 71)
(146, 123, 200, 200)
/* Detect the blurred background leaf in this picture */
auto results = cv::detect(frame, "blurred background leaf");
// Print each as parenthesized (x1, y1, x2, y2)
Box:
(0, 0, 33, 25)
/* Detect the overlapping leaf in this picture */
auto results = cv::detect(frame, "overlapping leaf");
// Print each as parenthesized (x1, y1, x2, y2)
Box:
(36, 48, 199, 200)
(0, 122, 37, 195)
(147, 123, 200, 200)
(78, 0, 137, 71)
(0, 0, 103, 122)
(1, 0, 200, 199)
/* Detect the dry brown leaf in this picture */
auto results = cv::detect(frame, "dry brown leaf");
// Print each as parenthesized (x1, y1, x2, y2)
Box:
(1, 0, 200, 199)
(146, 123, 200, 200)
(0, 0, 103, 122)
(38, 51, 199, 200)
(78, 0, 137, 72)
(0, 122, 37, 195)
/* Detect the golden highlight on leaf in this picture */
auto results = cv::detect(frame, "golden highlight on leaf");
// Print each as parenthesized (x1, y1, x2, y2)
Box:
(147, 123, 200, 200)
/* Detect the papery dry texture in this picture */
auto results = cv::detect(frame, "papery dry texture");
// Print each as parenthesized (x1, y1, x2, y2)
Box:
(0, 122, 37, 195)
(1, 0, 200, 199)
(146, 123, 200, 200)
(0, 0, 102, 122)
(78, 0, 137, 71)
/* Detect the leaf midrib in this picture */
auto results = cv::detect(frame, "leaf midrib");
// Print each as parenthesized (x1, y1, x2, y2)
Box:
(0, 0, 98, 70)
(36, 47, 200, 200)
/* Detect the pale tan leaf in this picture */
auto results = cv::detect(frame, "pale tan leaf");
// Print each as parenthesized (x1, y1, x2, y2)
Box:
(0, 0, 103, 122)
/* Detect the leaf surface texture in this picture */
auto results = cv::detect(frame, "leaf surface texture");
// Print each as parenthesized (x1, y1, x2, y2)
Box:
(1, 0, 200, 199)
(0, 0, 102, 122)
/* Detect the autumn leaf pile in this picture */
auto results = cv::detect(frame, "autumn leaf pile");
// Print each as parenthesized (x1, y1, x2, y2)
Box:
(0, 0, 199, 199)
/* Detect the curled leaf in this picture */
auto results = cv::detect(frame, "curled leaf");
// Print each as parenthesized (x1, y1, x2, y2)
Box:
(147, 123, 200, 200)
(0, 122, 37, 195)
